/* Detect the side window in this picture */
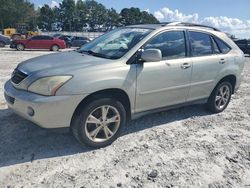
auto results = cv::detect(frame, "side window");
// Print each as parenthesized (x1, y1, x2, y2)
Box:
(189, 31, 213, 56)
(211, 36, 220, 54)
(144, 31, 186, 60)
(42, 36, 53, 40)
(214, 37, 231, 54)
(31, 36, 41, 40)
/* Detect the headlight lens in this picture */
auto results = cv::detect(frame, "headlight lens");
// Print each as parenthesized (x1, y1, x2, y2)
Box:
(28, 76, 72, 96)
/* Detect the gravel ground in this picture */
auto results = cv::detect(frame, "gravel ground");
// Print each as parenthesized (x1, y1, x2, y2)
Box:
(0, 47, 250, 188)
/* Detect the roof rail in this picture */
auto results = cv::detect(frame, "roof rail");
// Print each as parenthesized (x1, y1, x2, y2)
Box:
(161, 22, 220, 31)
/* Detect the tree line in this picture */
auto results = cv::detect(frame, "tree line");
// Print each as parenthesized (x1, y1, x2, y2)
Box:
(0, 0, 159, 32)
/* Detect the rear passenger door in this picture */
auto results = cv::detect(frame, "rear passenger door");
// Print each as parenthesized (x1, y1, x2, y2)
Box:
(39, 36, 53, 49)
(187, 31, 231, 101)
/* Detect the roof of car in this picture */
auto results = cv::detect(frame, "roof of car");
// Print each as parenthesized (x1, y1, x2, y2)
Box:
(127, 22, 220, 32)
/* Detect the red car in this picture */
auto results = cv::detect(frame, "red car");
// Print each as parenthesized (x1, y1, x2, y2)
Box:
(10, 35, 66, 51)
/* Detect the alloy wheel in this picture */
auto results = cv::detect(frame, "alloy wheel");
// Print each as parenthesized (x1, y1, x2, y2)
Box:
(85, 105, 121, 143)
(215, 85, 230, 110)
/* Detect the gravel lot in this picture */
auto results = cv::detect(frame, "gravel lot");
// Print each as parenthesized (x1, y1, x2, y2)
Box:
(0, 47, 250, 188)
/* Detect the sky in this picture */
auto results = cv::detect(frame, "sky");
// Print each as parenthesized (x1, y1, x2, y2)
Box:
(31, 0, 250, 38)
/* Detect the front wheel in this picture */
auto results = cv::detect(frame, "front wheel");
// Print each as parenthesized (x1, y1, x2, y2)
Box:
(16, 43, 25, 51)
(71, 98, 126, 148)
(206, 81, 232, 113)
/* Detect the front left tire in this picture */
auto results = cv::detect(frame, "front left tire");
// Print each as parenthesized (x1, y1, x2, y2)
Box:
(71, 97, 127, 148)
(16, 43, 25, 51)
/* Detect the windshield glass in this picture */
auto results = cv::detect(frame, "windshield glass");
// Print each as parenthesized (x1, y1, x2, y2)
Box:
(79, 27, 152, 59)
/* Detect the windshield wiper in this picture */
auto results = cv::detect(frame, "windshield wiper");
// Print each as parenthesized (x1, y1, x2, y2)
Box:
(80, 50, 110, 59)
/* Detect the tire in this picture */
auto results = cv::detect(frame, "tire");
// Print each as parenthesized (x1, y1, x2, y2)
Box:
(51, 45, 59, 51)
(0, 41, 5, 47)
(206, 81, 232, 113)
(16, 43, 25, 51)
(71, 97, 126, 148)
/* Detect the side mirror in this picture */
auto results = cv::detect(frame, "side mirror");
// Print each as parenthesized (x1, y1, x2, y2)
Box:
(141, 48, 162, 62)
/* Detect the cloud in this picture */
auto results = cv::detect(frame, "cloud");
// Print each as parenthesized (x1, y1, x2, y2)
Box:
(201, 17, 250, 35)
(154, 7, 198, 23)
(50, 0, 59, 8)
(154, 7, 250, 38)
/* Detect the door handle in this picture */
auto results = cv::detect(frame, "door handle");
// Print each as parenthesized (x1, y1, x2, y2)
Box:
(219, 59, 226, 64)
(181, 63, 191, 69)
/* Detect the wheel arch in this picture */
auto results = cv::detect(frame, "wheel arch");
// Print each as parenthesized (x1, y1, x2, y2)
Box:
(16, 42, 25, 50)
(215, 74, 237, 94)
(51, 44, 60, 49)
(71, 88, 132, 127)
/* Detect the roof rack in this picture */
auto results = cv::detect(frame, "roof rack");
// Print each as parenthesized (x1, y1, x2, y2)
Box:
(161, 22, 220, 31)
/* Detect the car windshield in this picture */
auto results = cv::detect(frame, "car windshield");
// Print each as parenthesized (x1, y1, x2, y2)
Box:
(79, 27, 152, 59)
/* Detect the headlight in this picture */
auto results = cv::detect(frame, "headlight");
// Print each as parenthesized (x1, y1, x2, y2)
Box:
(28, 76, 72, 96)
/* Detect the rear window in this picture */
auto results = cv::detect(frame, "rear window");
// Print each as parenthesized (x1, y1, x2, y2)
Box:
(214, 37, 231, 54)
(189, 31, 213, 56)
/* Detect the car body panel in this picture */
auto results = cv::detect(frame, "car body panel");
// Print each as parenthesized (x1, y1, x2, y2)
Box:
(135, 57, 193, 112)
(234, 39, 250, 54)
(4, 80, 86, 128)
(70, 36, 90, 47)
(0, 34, 11, 46)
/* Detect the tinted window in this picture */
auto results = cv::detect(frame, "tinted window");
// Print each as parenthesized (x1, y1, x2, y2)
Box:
(189, 31, 213, 56)
(31, 36, 42, 40)
(31, 36, 53, 40)
(144, 31, 186, 59)
(42, 36, 53, 40)
(214, 37, 231, 54)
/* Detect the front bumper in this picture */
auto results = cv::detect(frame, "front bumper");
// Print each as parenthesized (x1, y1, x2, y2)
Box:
(4, 80, 86, 128)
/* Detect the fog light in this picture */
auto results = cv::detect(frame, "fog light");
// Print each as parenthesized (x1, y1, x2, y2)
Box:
(27, 107, 35, 116)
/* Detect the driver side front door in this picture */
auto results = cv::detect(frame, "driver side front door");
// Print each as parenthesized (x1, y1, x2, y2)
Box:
(135, 30, 193, 113)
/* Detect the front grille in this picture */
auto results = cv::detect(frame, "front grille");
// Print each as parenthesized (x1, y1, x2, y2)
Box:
(11, 68, 28, 84)
(4, 93, 15, 105)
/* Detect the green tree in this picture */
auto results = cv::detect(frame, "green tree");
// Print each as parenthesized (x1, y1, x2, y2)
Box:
(85, 0, 108, 31)
(0, 0, 37, 30)
(59, 0, 76, 31)
(37, 5, 54, 31)
(120, 7, 159, 26)
(106, 8, 121, 30)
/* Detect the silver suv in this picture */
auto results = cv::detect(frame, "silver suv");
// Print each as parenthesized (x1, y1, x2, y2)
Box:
(4, 22, 245, 148)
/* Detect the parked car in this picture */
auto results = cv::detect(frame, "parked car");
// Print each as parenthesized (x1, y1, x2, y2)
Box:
(57, 35, 73, 48)
(70, 36, 90, 47)
(234, 39, 250, 55)
(0, 34, 11, 47)
(4, 23, 245, 148)
(10, 35, 66, 51)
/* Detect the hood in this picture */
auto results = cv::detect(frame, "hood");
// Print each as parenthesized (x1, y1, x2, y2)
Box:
(18, 51, 113, 75)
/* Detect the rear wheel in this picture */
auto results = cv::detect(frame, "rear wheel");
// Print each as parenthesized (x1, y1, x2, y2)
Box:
(0, 41, 5, 47)
(51, 45, 59, 51)
(16, 43, 24, 51)
(206, 81, 232, 113)
(71, 98, 126, 148)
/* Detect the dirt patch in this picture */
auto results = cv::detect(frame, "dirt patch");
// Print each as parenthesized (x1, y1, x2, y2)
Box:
(0, 47, 250, 187)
